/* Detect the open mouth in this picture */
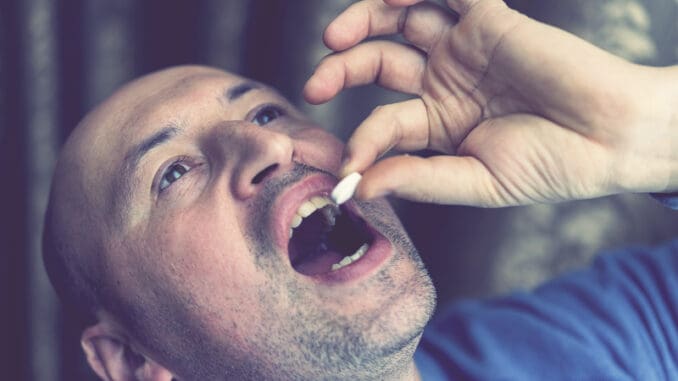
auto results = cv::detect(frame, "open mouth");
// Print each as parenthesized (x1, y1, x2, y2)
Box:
(288, 196, 373, 276)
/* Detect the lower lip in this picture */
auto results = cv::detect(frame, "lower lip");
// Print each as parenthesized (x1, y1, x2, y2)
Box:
(304, 227, 393, 284)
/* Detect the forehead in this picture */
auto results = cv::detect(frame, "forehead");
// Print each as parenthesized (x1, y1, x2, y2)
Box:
(115, 69, 260, 143)
(81, 67, 287, 172)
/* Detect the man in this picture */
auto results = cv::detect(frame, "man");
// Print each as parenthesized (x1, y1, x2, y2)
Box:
(43, 65, 436, 380)
(43, 0, 677, 380)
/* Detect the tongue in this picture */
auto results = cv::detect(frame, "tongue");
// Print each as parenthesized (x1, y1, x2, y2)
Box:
(293, 249, 345, 276)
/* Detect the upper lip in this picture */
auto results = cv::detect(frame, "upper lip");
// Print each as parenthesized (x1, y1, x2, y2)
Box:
(269, 173, 338, 260)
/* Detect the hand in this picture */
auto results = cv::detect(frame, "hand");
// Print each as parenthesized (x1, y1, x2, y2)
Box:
(304, 0, 677, 206)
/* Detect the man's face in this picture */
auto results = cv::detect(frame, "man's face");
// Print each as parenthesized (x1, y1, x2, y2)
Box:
(71, 66, 435, 380)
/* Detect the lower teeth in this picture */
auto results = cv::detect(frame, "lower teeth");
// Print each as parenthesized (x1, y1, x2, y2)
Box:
(330, 243, 370, 271)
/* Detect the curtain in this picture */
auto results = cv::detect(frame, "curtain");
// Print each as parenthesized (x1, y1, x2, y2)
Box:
(0, 0, 675, 379)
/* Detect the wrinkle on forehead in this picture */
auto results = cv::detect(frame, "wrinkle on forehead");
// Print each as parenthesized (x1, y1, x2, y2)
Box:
(119, 70, 233, 141)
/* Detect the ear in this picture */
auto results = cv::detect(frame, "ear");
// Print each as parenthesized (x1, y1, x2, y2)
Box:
(81, 322, 174, 381)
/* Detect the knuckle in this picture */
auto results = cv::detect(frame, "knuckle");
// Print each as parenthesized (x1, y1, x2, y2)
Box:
(318, 53, 340, 69)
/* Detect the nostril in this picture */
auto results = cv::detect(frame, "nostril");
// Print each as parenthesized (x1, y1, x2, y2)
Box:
(252, 163, 279, 184)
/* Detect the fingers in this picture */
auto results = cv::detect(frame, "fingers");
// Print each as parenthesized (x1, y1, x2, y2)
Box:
(355, 154, 505, 206)
(382, 0, 488, 19)
(340, 98, 430, 177)
(323, 0, 455, 53)
(303, 41, 426, 105)
(323, 0, 401, 51)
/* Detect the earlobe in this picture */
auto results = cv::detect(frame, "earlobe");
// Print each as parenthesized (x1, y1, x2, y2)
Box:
(81, 322, 174, 380)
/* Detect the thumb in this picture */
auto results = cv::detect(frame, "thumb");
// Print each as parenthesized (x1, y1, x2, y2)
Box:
(356, 154, 508, 207)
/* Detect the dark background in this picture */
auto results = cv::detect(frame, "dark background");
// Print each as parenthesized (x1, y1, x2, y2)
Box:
(1, 0, 676, 380)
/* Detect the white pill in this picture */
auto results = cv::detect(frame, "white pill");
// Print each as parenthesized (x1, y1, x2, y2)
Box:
(331, 172, 362, 205)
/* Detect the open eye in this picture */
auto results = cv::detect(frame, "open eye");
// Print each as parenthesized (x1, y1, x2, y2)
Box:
(159, 162, 190, 192)
(252, 105, 285, 126)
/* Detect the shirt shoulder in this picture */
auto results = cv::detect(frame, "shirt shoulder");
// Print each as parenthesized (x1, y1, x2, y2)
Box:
(651, 192, 678, 209)
(415, 239, 678, 381)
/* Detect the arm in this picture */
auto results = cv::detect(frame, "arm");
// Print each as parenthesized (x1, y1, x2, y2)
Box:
(305, 0, 678, 207)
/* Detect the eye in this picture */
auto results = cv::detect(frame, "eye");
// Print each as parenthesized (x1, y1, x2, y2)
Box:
(252, 105, 285, 126)
(159, 162, 190, 192)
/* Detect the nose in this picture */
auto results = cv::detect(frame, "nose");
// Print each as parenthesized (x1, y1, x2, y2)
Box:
(216, 121, 294, 200)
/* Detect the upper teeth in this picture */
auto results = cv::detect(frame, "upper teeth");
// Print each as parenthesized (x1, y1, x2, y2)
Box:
(289, 196, 337, 238)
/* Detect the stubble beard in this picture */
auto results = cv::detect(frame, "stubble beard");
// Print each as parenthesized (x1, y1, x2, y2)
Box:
(229, 164, 437, 381)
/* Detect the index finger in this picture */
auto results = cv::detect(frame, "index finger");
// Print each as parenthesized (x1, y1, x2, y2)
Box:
(324, 0, 456, 53)
(340, 98, 430, 177)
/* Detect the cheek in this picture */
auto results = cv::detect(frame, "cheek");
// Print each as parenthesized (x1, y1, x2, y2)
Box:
(292, 127, 344, 173)
(127, 209, 269, 335)
(160, 209, 261, 295)
(160, 218, 285, 349)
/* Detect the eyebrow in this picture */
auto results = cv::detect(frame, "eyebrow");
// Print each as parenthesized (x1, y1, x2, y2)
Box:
(124, 81, 258, 169)
(124, 125, 181, 177)
(226, 82, 260, 102)
(114, 124, 181, 216)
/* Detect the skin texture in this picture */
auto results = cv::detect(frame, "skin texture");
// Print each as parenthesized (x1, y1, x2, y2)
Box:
(304, 0, 678, 206)
(47, 66, 435, 380)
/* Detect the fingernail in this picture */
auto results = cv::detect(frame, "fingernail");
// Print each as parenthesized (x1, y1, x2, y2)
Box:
(339, 155, 353, 178)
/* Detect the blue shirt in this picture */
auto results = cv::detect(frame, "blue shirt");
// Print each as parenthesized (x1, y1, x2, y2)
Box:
(415, 196, 678, 380)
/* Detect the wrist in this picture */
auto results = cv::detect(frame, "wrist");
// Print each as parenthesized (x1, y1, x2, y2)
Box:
(656, 66, 678, 192)
(612, 65, 678, 194)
